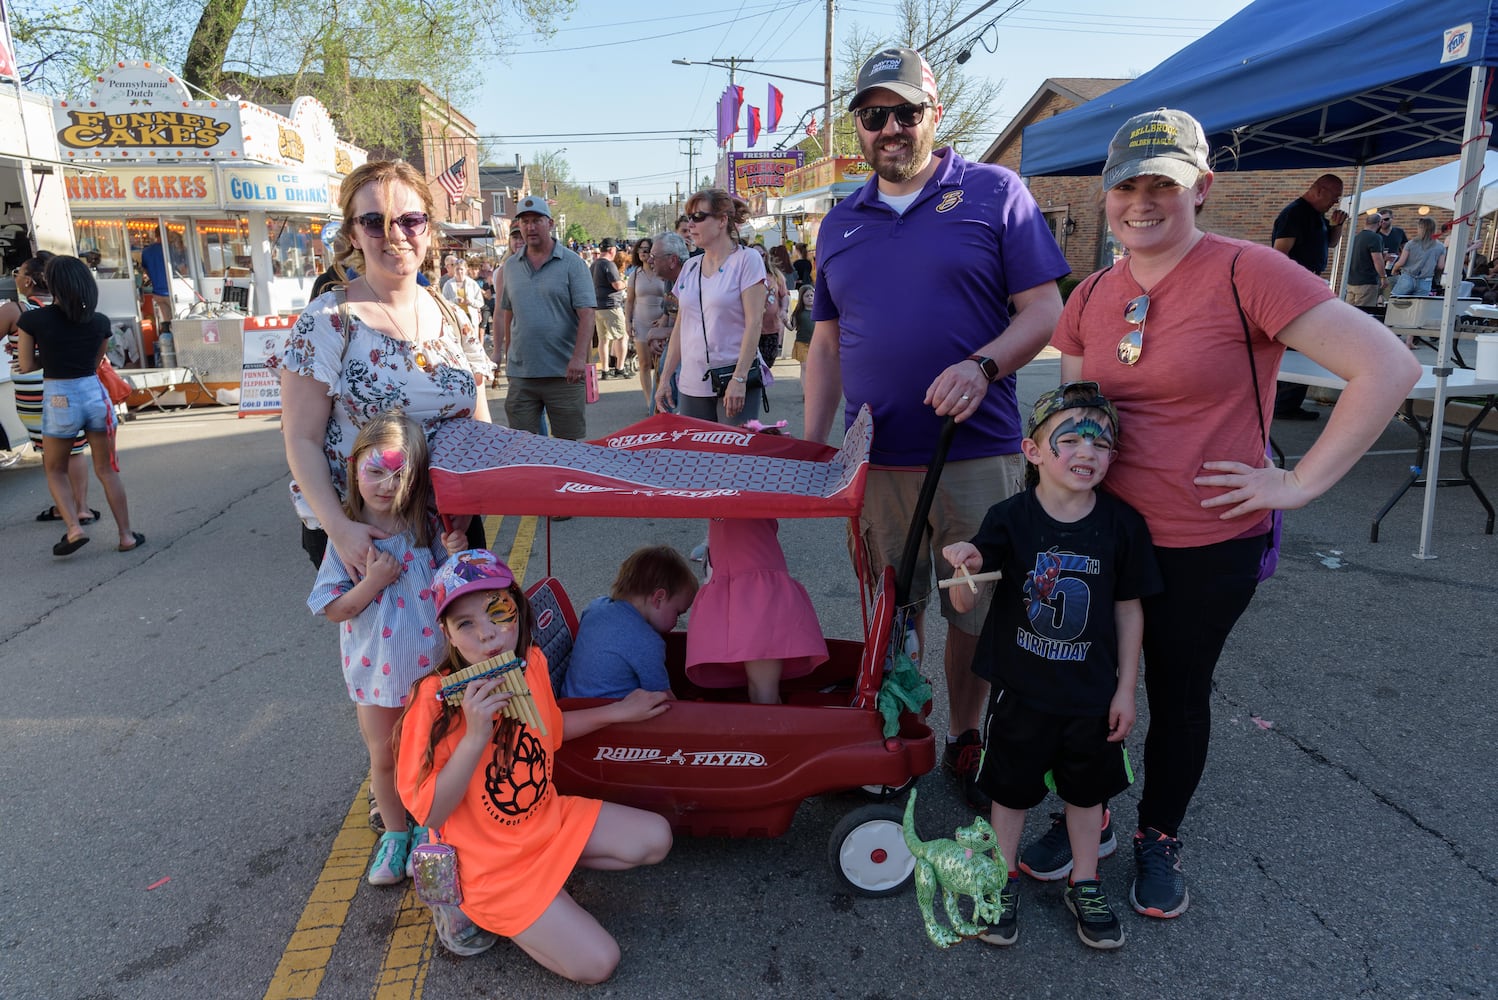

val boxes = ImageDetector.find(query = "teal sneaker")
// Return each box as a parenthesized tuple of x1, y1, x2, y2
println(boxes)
(367, 831, 411, 886)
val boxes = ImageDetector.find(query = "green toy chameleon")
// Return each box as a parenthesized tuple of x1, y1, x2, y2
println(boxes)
(902, 788, 1009, 948)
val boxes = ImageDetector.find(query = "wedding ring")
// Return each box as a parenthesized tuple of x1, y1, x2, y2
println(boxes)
(960, 394, 970, 401)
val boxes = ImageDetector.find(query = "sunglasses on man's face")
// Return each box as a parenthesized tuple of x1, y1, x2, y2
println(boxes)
(353, 212, 429, 237)
(686, 211, 717, 224)
(853, 102, 930, 132)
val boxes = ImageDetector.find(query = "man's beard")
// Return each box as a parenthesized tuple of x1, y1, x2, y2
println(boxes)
(860, 123, 935, 184)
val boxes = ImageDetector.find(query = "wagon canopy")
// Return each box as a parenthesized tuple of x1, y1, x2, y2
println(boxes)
(431, 406, 872, 519)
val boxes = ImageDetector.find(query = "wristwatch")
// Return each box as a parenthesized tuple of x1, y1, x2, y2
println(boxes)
(966, 354, 1000, 382)
(733, 375, 747, 384)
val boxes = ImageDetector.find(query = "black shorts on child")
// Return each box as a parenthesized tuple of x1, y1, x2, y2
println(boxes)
(976, 688, 1132, 811)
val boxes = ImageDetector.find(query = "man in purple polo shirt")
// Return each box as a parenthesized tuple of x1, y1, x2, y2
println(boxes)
(804, 47, 1068, 810)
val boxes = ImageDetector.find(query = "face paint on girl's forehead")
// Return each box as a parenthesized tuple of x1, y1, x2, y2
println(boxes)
(362, 448, 407, 474)
(486, 591, 518, 627)
(1048, 415, 1114, 456)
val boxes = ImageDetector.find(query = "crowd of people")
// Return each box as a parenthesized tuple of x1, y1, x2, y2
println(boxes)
(0, 37, 1424, 984)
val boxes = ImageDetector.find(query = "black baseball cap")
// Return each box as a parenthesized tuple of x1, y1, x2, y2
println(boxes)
(849, 47, 939, 111)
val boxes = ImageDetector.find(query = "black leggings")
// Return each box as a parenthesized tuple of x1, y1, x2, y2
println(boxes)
(1134, 534, 1262, 838)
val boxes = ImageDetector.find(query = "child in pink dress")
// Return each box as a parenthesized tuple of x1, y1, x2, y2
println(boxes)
(685, 423, 828, 703)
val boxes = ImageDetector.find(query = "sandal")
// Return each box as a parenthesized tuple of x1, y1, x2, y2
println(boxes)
(53, 533, 89, 556)
(79, 509, 101, 525)
(369, 788, 386, 834)
(36, 506, 62, 522)
(118, 531, 146, 552)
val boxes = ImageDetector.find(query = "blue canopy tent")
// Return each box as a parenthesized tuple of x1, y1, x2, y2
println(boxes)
(1021, 0, 1498, 558)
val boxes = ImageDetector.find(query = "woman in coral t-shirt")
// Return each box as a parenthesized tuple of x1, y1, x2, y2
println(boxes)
(397, 550, 671, 983)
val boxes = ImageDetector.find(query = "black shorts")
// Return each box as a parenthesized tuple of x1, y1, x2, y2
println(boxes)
(976, 689, 1133, 811)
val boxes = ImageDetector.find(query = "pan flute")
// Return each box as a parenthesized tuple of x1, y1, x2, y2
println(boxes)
(435, 654, 548, 735)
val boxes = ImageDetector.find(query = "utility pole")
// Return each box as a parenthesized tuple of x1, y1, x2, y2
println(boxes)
(824, 0, 835, 159)
(680, 137, 701, 203)
(719, 57, 751, 152)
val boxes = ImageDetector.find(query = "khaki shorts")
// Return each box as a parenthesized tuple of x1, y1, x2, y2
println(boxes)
(1345, 283, 1380, 308)
(595, 306, 627, 343)
(851, 453, 1026, 635)
(792, 340, 810, 363)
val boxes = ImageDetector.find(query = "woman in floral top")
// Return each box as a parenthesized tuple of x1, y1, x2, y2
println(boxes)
(279, 160, 494, 573)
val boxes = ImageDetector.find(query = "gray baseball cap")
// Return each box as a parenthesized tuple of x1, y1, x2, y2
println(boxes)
(514, 194, 551, 219)
(1102, 108, 1210, 190)
(848, 47, 938, 111)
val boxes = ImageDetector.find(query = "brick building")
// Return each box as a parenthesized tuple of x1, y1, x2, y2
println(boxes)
(478, 160, 530, 241)
(982, 79, 1456, 285)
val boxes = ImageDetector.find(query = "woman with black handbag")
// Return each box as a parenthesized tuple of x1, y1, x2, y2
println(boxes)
(653, 189, 767, 424)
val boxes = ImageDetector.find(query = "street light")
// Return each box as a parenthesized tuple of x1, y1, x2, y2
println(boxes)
(672, 58, 826, 88)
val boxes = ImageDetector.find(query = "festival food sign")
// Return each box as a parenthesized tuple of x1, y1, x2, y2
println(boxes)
(55, 61, 243, 161)
(727, 151, 805, 198)
(54, 61, 366, 175)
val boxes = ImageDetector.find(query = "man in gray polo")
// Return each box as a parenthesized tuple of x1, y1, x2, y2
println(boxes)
(497, 195, 596, 439)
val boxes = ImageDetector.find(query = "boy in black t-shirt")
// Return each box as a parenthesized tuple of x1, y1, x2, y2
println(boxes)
(943, 381, 1161, 951)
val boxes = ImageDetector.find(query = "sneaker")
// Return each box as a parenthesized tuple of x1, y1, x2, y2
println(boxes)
(1130, 827, 1189, 918)
(430, 903, 499, 957)
(1065, 879, 1125, 949)
(405, 826, 429, 878)
(1019, 808, 1117, 882)
(977, 877, 1019, 946)
(367, 831, 411, 886)
(941, 730, 991, 811)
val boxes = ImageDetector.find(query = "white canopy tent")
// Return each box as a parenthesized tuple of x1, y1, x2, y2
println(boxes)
(1344, 150, 1498, 215)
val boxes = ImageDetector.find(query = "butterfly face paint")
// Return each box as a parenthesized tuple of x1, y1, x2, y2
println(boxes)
(357, 447, 408, 490)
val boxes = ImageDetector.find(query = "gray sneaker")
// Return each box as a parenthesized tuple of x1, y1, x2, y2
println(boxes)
(430, 903, 499, 957)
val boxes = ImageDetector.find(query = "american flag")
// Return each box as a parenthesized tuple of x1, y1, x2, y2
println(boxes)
(438, 158, 466, 204)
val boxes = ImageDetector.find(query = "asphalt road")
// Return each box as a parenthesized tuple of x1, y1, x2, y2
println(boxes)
(1, 355, 1493, 999)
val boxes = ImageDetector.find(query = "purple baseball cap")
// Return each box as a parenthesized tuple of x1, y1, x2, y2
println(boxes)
(432, 549, 516, 617)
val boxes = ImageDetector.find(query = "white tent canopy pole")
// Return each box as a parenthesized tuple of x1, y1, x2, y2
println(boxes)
(1416, 65, 1489, 560)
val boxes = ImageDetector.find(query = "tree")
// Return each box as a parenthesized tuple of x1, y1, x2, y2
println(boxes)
(11, 0, 575, 154)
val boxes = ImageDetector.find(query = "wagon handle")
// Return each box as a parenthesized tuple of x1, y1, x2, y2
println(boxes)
(893, 416, 957, 608)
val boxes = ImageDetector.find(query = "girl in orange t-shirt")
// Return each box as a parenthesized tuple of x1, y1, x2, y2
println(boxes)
(396, 549, 671, 983)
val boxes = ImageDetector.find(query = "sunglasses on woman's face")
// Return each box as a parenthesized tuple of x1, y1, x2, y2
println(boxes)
(1116, 294, 1149, 366)
(353, 212, 430, 237)
(853, 102, 930, 132)
(686, 211, 717, 223)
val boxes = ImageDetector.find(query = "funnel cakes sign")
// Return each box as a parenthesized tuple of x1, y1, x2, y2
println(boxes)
(55, 61, 242, 160)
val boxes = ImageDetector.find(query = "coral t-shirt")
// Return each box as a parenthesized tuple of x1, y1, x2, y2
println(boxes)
(397, 646, 601, 936)
(1051, 234, 1334, 548)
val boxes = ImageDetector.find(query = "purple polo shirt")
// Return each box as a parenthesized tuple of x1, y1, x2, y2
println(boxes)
(813, 148, 1069, 465)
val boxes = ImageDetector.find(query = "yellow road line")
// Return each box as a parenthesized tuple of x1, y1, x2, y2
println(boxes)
(364, 514, 538, 999)
(370, 887, 436, 1000)
(262, 779, 376, 1000)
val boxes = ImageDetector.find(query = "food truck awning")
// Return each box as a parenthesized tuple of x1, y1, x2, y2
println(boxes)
(438, 222, 494, 239)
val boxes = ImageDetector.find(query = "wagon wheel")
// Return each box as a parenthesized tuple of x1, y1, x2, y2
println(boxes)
(828, 803, 915, 897)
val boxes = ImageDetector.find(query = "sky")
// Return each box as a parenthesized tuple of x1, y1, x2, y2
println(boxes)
(468, 0, 1255, 210)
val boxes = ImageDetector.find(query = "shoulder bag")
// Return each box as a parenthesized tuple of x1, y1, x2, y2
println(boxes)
(98, 356, 132, 404)
(697, 255, 768, 408)
(1227, 250, 1284, 583)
